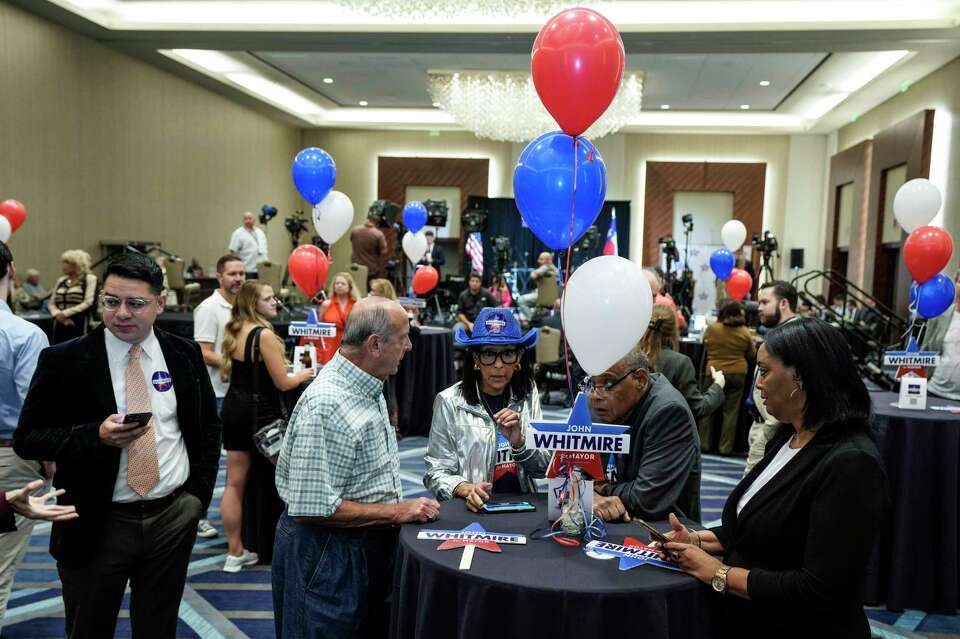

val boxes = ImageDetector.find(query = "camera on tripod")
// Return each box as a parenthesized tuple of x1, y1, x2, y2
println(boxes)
(659, 237, 680, 262)
(751, 230, 779, 257)
(492, 236, 511, 273)
(368, 200, 401, 228)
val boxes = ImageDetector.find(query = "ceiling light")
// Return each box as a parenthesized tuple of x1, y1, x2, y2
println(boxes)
(740, 104, 751, 110)
(323, 77, 334, 84)
(226, 73, 323, 115)
(432, 102, 442, 108)
(660, 104, 670, 110)
(759, 80, 771, 86)
(803, 50, 910, 120)
(167, 49, 246, 74)
(428, 70, 642, 142)
(359, 100, 369, 106)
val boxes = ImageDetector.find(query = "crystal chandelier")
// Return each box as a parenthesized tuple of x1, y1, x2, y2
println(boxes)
(428, 71, 643, 143)
(330, 1, 598, 21)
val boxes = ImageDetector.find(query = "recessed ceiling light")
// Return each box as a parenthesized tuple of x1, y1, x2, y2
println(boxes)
(432, 102, 441, 108)
(359, 100, 369, 106)
(322, 77, 333, 84)
(660, 104, 670, 110)
(740, 104, 751, 110)
(759, 80, 771, 86)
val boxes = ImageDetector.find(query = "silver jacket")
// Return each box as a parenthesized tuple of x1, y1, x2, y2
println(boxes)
(424, 382, 549, 501)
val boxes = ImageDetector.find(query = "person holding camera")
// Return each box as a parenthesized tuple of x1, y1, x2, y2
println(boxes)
(351, 213, 389, 282)
(228, 211, 269, 274)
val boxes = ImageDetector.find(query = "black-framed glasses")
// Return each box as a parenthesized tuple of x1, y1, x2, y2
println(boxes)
(100, 293, 158, 314)
(578, 367, 642, 396)
(475, 349, 521, 366)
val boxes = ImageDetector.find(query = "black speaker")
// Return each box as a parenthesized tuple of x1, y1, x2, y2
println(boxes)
(790, 248, 804, 270)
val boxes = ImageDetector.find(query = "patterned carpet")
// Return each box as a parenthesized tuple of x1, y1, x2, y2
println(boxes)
(3, 404, 958, 637)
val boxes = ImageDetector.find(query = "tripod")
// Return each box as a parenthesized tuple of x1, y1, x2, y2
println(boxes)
(759, 249, 777, 284)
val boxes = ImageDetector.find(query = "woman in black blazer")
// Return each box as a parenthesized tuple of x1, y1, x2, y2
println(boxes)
(663, 317, 887, 638)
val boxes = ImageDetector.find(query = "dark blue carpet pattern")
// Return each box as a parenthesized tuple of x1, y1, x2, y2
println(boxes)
(4, 406, 957, 637)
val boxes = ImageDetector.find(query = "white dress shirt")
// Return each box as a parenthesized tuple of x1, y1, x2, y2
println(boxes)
(104, 328, 190, 502)
(229, 226, 268, 271)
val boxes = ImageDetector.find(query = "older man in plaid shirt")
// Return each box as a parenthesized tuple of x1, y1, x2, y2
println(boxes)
(273, 297, 440, 639)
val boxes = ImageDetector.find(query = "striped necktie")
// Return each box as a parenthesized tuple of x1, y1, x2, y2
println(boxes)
(126, 344, 160, 496)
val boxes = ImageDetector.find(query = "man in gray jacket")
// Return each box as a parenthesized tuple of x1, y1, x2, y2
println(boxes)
(588, 346, 702, 523)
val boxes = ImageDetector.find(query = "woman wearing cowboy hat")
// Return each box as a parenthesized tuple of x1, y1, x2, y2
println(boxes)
(424, 308, 549, 511)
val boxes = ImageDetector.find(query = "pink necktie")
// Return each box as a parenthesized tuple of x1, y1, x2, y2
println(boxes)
(126, 344, 160, 496)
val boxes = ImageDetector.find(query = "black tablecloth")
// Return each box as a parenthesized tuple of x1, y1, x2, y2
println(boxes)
(678, 339, 705, 379)
(396, 326, 456, 437)
(391, 494, 715, 639)
(864, 390, 960, 613)
(155, 311, 297, 340)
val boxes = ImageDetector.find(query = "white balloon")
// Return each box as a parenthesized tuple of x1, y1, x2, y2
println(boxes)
(312, 191, 354, 244)
(402, 231, 427, 265)
(0, 216, 9, 243)
(562, 256, 653, 376)
(721, 219, 747, 252)
(894, 178, 942, 233)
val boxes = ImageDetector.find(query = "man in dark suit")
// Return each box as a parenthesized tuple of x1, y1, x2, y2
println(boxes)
(585, 346, 702, 523)
(14, 252, 221, 638)
(416, 230, 445, 270)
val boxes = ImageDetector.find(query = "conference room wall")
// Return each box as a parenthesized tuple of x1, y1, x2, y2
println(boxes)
(837, 56, 960, 274)
(0, 3, 301, 282)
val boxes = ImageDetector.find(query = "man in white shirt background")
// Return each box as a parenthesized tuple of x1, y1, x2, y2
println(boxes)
(922, 271, 960, 401)
(228, 211, 268, 274)
(192, 254, 245, 538)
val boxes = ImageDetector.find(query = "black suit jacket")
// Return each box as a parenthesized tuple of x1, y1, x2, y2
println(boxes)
(417, 244, 445, 268)
(711, 424, 887, 638)
(598, 374, 702, 521)
(14, 326, 222, 562)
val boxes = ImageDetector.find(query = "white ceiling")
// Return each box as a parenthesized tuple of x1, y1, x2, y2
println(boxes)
(13, 0, 960, 134)
(256, 51, 826, 110)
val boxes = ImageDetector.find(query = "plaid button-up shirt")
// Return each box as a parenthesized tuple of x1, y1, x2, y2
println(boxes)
(276, 352, 402, 518)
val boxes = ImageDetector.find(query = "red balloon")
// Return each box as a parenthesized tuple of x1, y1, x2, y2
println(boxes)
(726, 268, 753, 300)
(412, 266, 439, 295)
(531, 8, 625, 137)
(0, 200, 26, 232)
(287, 245, 329, 298)
(904, 225, 953, 284)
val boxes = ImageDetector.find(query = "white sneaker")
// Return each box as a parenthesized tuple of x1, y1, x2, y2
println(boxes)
(196, 519, 218, 538)
(223, 550, 259, 573)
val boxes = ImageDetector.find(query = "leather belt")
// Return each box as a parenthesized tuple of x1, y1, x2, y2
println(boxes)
(109, 486, 186, 515)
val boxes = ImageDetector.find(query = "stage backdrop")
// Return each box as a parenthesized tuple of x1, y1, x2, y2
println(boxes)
(467, 197, 631, 279)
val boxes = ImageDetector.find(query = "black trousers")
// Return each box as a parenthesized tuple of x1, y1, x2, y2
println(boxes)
(58, 491, 203, 638)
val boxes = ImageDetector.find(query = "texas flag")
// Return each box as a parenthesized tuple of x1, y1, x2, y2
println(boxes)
(602, 209, 618, 256)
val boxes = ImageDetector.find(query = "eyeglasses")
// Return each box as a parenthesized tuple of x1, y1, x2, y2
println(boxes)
(475, 349, 521, 366)
(578, 367, 642, 396)
(100, 294, 158, 314)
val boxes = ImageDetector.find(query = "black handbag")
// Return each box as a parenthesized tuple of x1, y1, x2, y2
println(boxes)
(248, 327, 289, 464)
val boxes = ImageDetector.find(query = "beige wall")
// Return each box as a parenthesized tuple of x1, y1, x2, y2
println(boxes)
(0, 3, 301, 283)
(838, 56, 960, 271)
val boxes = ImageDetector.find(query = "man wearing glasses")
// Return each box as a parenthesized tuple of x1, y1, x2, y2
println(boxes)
(584, 346, 702, 524)
(14, 252, 221, 638)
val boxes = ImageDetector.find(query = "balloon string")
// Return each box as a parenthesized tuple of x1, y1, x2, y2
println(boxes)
(561, 136, 579, 398)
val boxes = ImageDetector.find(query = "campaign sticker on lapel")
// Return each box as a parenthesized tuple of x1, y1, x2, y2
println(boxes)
(151, 371, 173, 392)
(585, 538, 684, 572)
(418, 522, 526, 570)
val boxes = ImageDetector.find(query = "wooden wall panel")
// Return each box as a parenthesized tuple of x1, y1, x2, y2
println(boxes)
(825, 141, 872, 289)
(643, 161, 766, 267)
(377, 157, 489, 219)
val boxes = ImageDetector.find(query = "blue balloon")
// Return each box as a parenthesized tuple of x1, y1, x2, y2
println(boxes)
(403, 201, 428, 234)
(292, 147, 336, 206)
(513, 131, 606, 250)
(710, 248, 735, 280)
(917, 272, 955, 319)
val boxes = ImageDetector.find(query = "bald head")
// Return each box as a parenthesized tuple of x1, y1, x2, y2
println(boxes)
(538, 252, 553, 266)
(243, 211, 255, 229)
(341, 297, 412, 378)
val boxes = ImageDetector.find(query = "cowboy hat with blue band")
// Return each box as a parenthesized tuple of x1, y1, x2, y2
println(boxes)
(455, 308, 539, 349)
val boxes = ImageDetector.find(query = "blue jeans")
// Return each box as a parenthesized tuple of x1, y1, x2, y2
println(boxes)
(272, 512, 367, 639)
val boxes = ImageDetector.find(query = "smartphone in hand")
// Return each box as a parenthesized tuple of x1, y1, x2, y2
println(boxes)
(121, 412, 152, 427)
